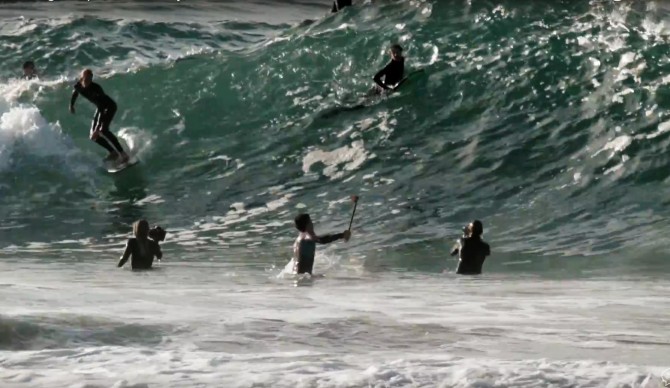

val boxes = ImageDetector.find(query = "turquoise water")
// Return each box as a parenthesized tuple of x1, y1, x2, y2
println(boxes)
(1, 1, 670, 387)
(2, 1, 669, 274)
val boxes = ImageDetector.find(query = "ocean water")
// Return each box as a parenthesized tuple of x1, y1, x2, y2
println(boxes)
(1, 0, 670, 387)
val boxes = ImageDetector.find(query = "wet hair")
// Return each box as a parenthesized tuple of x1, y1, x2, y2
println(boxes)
(471, 220, 483, 237)
(391, 44, 403, 53)
(133, 219, 150, 240)
(294, 213, 311, 232)
(81, 68, 93, 81)
(22, 61, 34, 70)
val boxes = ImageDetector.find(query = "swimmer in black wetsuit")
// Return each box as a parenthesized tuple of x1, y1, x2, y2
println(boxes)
(373, 44, 405, 92)
(332, 0, 352, 12)
(118, 220, 163, 270)
(22, 61, 37, 80)
(292, 213, 351, 275)
(70, 69, 129, 163)
(450, 220, 491, 275)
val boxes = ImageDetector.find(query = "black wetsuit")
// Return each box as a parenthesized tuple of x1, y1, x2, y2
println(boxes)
(294, 233, 345, 274)
(332, 0, 352, 12)
(118, 238, 162, 270)
(71, 81, 124, 155)
(373, 57, 405, 90)
(452, 236, 490, 275)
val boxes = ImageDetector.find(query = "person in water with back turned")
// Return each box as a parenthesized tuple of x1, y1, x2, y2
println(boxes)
(118, 220, 165, 269)
(372, 44, 405, 93)
(292, 213, 351, 275)
(70, 69, 129, 164)
(451, 220, 490, 275)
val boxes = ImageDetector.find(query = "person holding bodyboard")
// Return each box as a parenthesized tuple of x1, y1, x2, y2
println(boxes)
(69, 69, 130, 166)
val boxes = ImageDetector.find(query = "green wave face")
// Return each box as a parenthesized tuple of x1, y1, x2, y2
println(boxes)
(2, 1, 669, 274)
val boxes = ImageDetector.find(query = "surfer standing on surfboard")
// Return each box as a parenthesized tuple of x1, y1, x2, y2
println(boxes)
(372, 44, 405, 94)
(292, 213, 351, 275)
(70, 69, 129, 164)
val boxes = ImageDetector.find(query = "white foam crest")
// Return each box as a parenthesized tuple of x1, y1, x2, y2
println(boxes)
(117, 126, 153, 160)
(302, 140, 369, 180)
(0, 102, 76, 172)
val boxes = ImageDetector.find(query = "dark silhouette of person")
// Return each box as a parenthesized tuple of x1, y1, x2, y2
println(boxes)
(332, 0, 352, 12)
(451, 220, 491, 275)
(118, 220, 164, 269)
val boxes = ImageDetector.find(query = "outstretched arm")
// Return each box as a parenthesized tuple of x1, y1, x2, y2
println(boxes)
(118, 241, 131, 267)
(315, 230, 351, 244)
(315, 233, 343, 244)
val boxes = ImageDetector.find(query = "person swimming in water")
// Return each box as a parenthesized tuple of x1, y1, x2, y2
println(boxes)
(70, 69, 129, 164)
(450, 220, 491, 275)
(372, 44, 405, 93)
(332, 0, 352, 12)
(292, 213, 351, 275)
(22, 61, 37, 80)
(118, 220, 164, 270)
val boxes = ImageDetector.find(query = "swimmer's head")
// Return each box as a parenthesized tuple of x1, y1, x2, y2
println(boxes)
(80, 69, 93, 87)
(23, 61, 35, 77)
(469, 220, 484, 237)
(390, 44, 403, 59)
(294, 213, 313, 233)
(133, 219, 150, 240)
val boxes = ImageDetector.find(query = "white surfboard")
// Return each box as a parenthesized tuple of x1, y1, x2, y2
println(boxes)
(104, 155, 140, 173)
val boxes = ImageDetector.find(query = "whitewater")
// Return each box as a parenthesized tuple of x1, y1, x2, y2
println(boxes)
(1, 0, 670, 387)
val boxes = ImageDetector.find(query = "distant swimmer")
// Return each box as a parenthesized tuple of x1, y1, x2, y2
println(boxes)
(292, 213, 351, 275)
(22, 61, 37, 80)
(451, 220, 490, 275)
(69, 69, 129, 164)
(372, 44, 405, 93)
(118, 220, 166, 270)
(332, 0, 352, 12)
